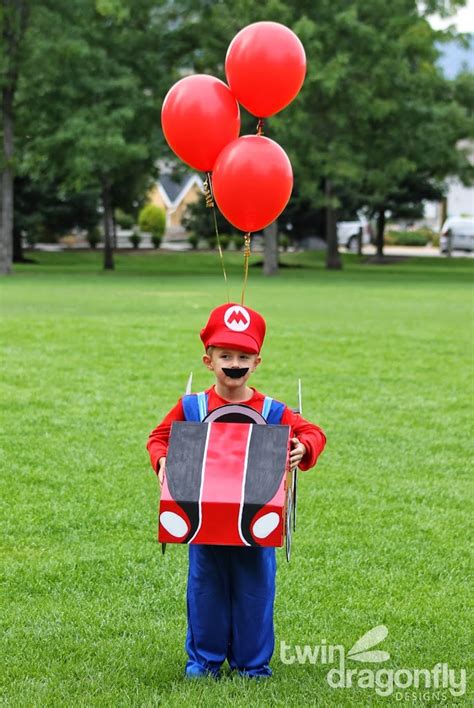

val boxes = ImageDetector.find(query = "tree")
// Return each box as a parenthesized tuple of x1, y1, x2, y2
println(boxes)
(14, 0, 199, 270)
(13, 175, 99, 259)
(383, 174, 446, 221)
(270, 6, 369, 270)
(182, 197, 239, 242)
(15, 2, 150, 269)
(7, 0, 469, 275)
(280, 2, 468, 264)
(189, 0, 473, 269)
(0, 0, 30, 274)
(348, 4, 472, 258)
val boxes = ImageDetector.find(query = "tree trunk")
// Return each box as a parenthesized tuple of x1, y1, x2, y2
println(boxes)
(357, 226, 363, 257)
(325, 179, 342, 270)
(376, 208, 386, 258)
(0, 1, 30, 275)
(101, 178, 115, 270)
(1, 85, 14, 274)
(263, 220, 279, 276)
(440, 197, 447, 231)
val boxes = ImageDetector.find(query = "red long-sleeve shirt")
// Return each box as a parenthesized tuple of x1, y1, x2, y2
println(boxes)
(146, 386, 326, 474)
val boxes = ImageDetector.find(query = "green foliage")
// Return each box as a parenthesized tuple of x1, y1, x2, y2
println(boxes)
(96, 0, 130, 22)
(431, 230, 441, 247)
(151, 233, 162, 249)
(416, 226, 437, 242)
(385, 229, 433, 246)
(17, 1, 157, 189)
(138, 204, 165, 238)
(87, 227, 101, 249)
(218, 234, 231, 250)
(232, 234, 243, 251)
(187, 233, 199, 250)
(114, 209, 135, 230)
(193, 0, 473, 242)
(205, 233, 218, 250)
(10, 0, 201, 269)
(4, 0, 472, 271)
(204, 233, 232, 250)
(13, 176, 99, 244)
(24, 231, 37, 249)
(129, 230, 141, 249)
(279, 233, 290, 251)
(182, 200, 237, 240)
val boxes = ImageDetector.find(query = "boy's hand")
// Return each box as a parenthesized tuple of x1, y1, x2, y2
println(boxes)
(290, 437, 306, 469)
(158, 457, 166, 488)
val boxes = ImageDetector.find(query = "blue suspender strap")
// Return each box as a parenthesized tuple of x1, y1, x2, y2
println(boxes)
(267, 399, 286, 424)
(182, 394, 200, 422)
(182, 393, 208, 422)
(263, 396, 287, 423)
(262, 396, 273, 421)
(197, 392, 208, 422)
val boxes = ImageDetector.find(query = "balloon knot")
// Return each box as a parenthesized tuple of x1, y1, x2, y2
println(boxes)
(203, 175, 214, 208)
(243, 232, 251, 257)
(256, 119, 264, 136)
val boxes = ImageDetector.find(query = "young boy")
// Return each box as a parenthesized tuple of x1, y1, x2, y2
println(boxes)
(147, 303, 326, 678)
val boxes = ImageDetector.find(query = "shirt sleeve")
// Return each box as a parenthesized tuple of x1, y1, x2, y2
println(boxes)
(280, 407, 327, 471)
(146, 398, 185, 474)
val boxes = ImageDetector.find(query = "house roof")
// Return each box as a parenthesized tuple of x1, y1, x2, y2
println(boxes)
(159, 173, 202, 208)
(160, 174, 190, 203)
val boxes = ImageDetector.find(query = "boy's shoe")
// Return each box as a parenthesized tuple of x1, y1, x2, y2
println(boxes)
(185, 663, 221, 680)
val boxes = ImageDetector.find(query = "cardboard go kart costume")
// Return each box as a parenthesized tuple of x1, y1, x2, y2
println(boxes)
(158, 303, 298, 561)
(147, 302, 326, 678)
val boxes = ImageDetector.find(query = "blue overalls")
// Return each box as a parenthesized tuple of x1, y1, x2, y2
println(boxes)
(182, 393, 285, 678)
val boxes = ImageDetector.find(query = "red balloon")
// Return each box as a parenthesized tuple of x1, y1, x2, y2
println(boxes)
(161, 75, 240, 172)
(225, 22, 306, 118)
(212, 135, 293, 233)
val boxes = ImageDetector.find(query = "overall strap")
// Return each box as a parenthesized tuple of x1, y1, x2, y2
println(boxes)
(262, 396, 273, 420)
(263, 396, 286, 425)
(197, 392, 208, 422)
(182, 393, 208, 422)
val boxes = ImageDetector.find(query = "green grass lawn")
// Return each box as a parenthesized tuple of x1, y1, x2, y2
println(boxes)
(1, 250, 472, 706)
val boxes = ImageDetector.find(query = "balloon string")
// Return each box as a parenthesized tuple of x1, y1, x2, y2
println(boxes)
(241, 233, 251, 305)
(204, 172, 229, 301)
(256, 119, 264, 136)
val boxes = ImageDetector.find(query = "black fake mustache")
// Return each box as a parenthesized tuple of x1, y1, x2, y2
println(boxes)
(222, 367, 249, 379)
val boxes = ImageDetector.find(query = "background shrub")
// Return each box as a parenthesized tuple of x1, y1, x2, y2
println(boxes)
(138, 204, 166, 239)
(87, 227, 101, 249)
(279, 233, 290, 251)
(115, 209, 135, 230)
(151, 234, 162, 249)
(129, 230, 141, 249)
(188, 233, 199, 250)
(385, 229, 433, 246)
(218, 234, 231, 250)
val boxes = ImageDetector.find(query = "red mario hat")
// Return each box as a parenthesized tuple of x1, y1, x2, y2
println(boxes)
(200, 303, 266, 354)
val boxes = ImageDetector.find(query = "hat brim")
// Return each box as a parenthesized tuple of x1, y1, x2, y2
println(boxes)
(206, 331, 260, 354)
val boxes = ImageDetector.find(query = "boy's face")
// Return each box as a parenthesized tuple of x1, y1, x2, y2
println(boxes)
(203, 347, 261, 389)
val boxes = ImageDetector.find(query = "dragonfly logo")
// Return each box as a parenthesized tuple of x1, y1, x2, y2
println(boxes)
(280, 625, 466, 698)
(345, 624, 390, 663)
